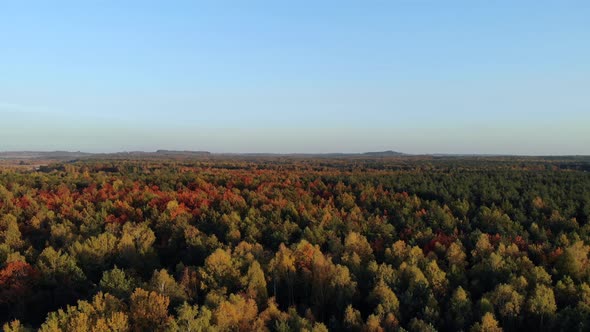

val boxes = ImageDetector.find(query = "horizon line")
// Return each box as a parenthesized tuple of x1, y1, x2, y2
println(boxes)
(1, 149, 589, 158)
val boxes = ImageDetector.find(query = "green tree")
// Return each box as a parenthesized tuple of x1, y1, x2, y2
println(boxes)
(36, 247, 86, 286)
(147, 269, 187, 306)
(173, 302, 214, 332)
(99, 267, 137, 299)
(70, 233, 118, 280)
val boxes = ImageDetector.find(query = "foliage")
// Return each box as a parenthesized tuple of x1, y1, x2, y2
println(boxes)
(0, 156, 589, 330)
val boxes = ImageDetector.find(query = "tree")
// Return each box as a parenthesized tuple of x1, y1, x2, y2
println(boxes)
(269, 244, 296, 306)
(556, 241, 589, 281)
(475, 207, 519, 236)
(0, 214, 24, 250)
(446, 241, 467, 267)
(257, 298, 289, 331)
(364, 314, 383, 332)
(38, 292, 129, 332)
(245, 260, 268, 307)
(2, 320, 32, 332)
(213, 294, 262, 331)
(174, 302, 214, 332)
(36, 247, 87, 312)
(488, 284, 523, 326)
(129, 288, 172, 332)
(117, 223, 158, 273)
(178, 265, 201, 302)
(424, 260, 447, 296)
(147, 269, 187, 306)
(70, 232, 118, 280)
(0, 261, 38, 305)
(526, 285, 556, 328)
(472, 234, 493, 261)
(36, 247, 85, 286)
(369, 279, 399, 318)
(99, 267, 136, 299)
(343, 305, 362, 332)
(470, 312, 502, 332)
(448, 286, 472, 331)
(446, 241, 467, 285)
(408, 318, 437, 332)
(302, 245, 356, 320)
(342, 232, 374, 274)
(202, 248, 240, 291)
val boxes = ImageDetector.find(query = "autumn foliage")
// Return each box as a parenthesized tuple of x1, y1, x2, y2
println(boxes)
(0, 157, 589, 331)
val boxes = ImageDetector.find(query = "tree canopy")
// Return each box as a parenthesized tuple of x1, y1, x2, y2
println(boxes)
(1, 156, 590, 331)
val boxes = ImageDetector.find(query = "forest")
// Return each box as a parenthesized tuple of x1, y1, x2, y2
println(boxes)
(1, 156, 590, 331)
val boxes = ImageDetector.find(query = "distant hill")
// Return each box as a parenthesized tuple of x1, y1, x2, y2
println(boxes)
(0, 150, 405, 160)
(1, 150, 589, 165)
(155, 150, 211, 156)
(0, 151, 92, 160)
(221, 150, 407, 158)
(362, 150, 406, 157)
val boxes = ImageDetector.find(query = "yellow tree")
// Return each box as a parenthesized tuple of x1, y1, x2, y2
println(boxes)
(268, 244, 296, 305)
(470, 312, 502, 332)
(39, 292, 129, 332)
(213, 294, 262, 331)
(129, 288, 172, 332)
(245, 260, 268, 307)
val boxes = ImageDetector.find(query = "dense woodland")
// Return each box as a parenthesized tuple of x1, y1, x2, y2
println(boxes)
(1, 156, 590, 331)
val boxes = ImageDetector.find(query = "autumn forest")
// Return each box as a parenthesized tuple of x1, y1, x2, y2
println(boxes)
(1, 156, 590, 332)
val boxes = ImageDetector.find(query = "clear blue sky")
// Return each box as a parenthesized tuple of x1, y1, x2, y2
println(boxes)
(1, 1, 588, 154)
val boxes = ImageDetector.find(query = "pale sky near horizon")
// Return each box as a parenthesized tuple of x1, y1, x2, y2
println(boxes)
(1, 1, 589, 154)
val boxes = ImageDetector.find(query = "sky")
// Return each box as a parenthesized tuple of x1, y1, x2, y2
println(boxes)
(0, 1, 589, 155)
